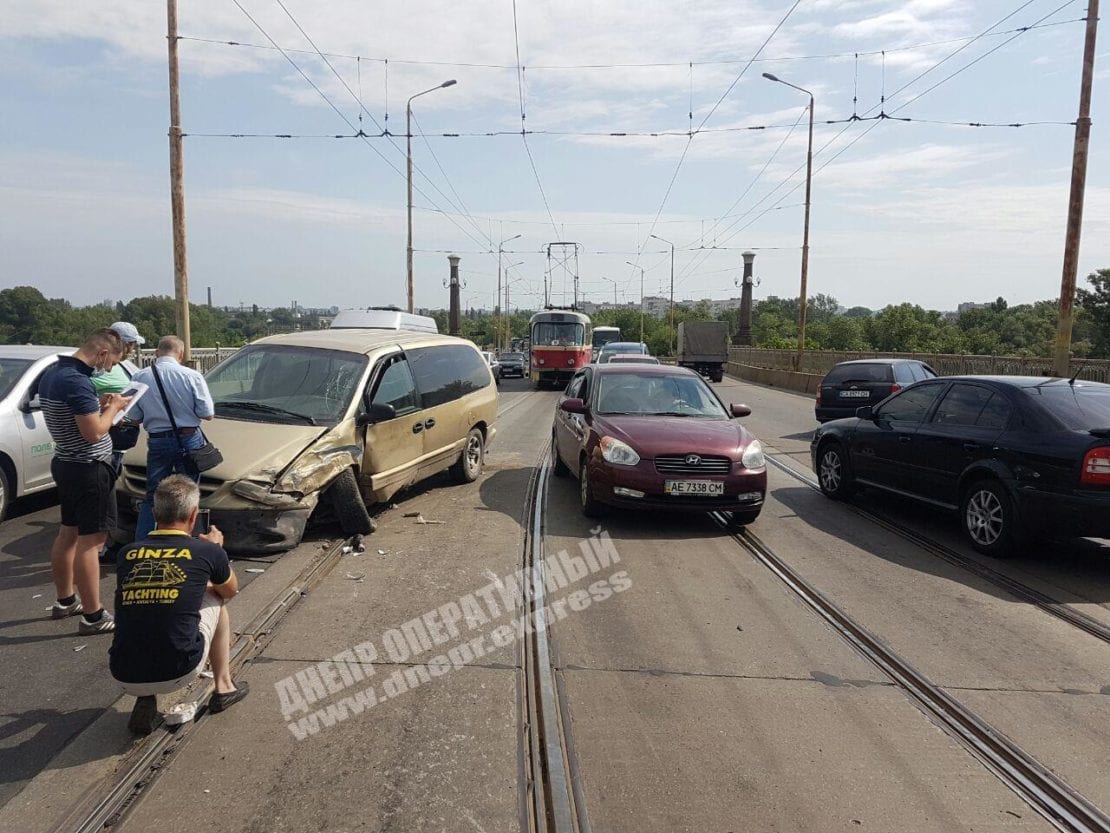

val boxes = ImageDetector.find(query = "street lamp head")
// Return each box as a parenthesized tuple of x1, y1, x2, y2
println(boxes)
(762, 72, 780, 82)
(441, 79, 458, 88)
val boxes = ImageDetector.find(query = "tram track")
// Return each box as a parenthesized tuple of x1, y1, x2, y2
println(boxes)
(519, 451, 590, 833)
(764, 450, 1110, 647)
(713, 516, 1110, 833)
(54, 535, 350, 833)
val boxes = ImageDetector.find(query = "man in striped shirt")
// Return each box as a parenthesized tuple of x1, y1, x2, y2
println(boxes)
(39, 329, 132, 635)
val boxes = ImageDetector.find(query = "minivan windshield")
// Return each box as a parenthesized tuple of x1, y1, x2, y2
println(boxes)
(206, 345, 368, 426)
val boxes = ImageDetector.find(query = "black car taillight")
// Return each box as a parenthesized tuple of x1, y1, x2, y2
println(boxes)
(890, 383, 902, 395)
(1081, 447, 1110, 486)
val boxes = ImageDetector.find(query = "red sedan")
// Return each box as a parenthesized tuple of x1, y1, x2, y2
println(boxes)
(552, 364, 766, 526)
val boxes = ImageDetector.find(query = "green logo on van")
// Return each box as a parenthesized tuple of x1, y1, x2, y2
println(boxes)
(31, 442, 54, 458)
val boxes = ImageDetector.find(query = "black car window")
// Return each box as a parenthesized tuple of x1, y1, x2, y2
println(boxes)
(408, 345, 491, 408)
(825, 363, 891, 384)
(565, 373, 585, 399)
(893, 364, 915, 385)
(1024, 384, 1110, 429)
(931, 383, 996, 427)
(976, 393, 1012, 429)
(907, 363, 931, 382)
(876, 382, 944, 423)
(370, 357, 420, 416)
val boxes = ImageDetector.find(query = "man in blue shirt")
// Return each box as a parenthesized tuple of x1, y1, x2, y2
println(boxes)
(39, 329, 131, 634)
(129, 336, 215, 539)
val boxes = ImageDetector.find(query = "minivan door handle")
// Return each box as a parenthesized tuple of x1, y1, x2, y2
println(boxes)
(424, 418, 436, 429)
(412, 422, 424, 434)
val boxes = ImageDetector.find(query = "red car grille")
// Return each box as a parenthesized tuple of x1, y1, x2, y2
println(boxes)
(654, 455, 732, 475)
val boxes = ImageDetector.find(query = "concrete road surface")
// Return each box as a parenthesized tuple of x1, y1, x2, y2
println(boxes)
(4, 375, 1107, 832)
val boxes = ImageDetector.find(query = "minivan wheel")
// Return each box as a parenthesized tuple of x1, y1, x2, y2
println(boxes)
(579, 460, 604, 518)
(817, 442, 853, 500)
(328, 468, 375, 536)
(452, 428, 484, 483)
(961, 479, 1016, 557)
(551, 434, 569, 477)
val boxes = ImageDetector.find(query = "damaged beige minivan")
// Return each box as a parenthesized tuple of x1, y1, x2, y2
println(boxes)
(115, 311, 498, 554)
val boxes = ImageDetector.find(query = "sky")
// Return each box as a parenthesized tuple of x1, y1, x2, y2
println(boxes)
(1, 0, 1107, 314)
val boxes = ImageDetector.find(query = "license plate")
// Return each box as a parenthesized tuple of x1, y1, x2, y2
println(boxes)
(839, 390, 870, 398)
(665, 480, 724, 496)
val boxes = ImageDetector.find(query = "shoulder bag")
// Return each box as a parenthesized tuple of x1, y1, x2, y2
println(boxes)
(150, 362, 224, 474)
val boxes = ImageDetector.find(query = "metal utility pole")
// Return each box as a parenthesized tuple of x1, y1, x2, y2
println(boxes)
(406, 79, 457, 313)
(626, 261, 646, 344)
(167, 0, 190, 362)
(498, 233, 522, 350)
(1053, 0, 1100, 378)
(448, 255, 461, 335)
(601, 276, 618, 305)
(763, 72, 814, 370)
(650, 234, 675, 355)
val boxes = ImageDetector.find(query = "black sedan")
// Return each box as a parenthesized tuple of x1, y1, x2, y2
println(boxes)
(816, 359, 936, 423)
(499, 352, 527, 378)
(810, 376, 1110, 556)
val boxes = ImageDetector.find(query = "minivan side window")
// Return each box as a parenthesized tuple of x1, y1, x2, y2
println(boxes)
(370, 357, 420, 416)
(876, 382, 945, 423)
(408, 345, 491, 408)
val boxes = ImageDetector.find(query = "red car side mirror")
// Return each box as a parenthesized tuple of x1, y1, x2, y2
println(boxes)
(730, 403, 751, 418)
(560, 398, 588, 415)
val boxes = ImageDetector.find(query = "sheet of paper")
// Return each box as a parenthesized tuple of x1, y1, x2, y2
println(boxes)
(112, 381, 149, 425)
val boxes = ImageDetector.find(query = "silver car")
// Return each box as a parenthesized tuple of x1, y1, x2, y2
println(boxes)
(0, 346, 72, 521)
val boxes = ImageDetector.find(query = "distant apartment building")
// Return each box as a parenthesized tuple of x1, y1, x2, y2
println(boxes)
(957, 301, 992, 314)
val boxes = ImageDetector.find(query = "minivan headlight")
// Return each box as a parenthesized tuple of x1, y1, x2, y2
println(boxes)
(741, 439, 765, 470)
(600, 436, 640, 466)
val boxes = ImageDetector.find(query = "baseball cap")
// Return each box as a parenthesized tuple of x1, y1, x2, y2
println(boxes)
(110, 321, 146, 345)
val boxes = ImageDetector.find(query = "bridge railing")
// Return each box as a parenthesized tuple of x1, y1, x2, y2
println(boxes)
(136, 347, 236, 374)
(727, 347, 1110, 383)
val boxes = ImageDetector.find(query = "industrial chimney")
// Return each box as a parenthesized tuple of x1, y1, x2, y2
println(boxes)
(736, 251, 756, 345)
(448, 255, 461, 335)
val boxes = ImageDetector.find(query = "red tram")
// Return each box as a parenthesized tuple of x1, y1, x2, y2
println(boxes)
(529, 309, 592, 389)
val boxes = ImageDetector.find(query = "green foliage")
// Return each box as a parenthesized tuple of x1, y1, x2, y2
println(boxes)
(3, 275, 1108, 359)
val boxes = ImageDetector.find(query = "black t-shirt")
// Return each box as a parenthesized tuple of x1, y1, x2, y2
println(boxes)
(109, 530, 232, 684)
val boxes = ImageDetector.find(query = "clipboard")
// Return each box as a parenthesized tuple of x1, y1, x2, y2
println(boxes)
(112, 381, 149, 425)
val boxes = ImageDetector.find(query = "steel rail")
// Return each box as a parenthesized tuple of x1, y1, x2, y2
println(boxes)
(715, 517, 1110, 833)
(520, 450, 588, 833)
(59, 536, 351, 833)
(765, 451, 1110, 646)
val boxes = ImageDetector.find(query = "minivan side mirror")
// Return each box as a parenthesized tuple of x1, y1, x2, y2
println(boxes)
(730, 403, 751, 418)
(855, 405, 874, 420)
(357, 402, 397, 426)
(560, 398, 588, 415)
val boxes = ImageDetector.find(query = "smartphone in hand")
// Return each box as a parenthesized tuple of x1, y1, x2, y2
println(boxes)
(193, 509, 211, 536)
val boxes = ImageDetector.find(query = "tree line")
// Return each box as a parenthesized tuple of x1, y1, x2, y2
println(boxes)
(3, 269, 1108, 358)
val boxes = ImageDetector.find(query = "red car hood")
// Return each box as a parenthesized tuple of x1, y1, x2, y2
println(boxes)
(592, 415, 753, 459)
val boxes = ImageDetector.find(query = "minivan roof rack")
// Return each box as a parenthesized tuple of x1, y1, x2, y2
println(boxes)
(330, 309, 439, 333)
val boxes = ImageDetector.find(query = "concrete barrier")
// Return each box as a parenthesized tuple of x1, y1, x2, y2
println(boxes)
(726, 362, 822, 395)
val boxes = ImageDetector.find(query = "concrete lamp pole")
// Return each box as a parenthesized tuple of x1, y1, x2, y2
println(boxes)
(498, 234, 522, 351)
(601, 277, 618, 305)
(650, 234, 675, 356)
(407, 79, 457, 313)
(763, 72, 814, 371)
(626, 261, 646, 345)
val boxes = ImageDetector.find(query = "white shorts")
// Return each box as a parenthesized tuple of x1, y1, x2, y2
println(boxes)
(118, 590, 223, 697)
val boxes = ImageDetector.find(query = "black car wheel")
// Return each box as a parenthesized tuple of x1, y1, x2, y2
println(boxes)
(817, 441, 854, 500)
(579, 459, 604, 518)
(552, 433, 569, 477)
(961, 479, 1016, 557)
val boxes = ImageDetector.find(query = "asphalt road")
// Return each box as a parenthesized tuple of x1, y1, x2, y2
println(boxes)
(4, 375, 1108, 831)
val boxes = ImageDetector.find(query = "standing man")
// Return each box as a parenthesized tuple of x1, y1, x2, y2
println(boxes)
(91, 321, 145, 398)
(40, 328, 131, 634)
(129, 336, 214, 540)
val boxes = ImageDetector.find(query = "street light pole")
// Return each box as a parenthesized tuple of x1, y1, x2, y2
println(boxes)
(650, 234, 675, 356)
(1053, 0, 1100, 377)
(600, 277, 617, 305)
(498, 233, 522, 351)
(763, 72, 814, 370)
(626, 261, 646, 345)
(406, 79, 457, 313)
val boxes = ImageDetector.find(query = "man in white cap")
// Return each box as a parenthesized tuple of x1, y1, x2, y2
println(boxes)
(91, 321, 145, 397)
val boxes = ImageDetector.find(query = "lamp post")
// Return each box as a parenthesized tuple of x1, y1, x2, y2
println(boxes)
(650, 233, 676, 356)
(763, 71, 813, 370)
(600, 276, 618, 305)
(498, 234, 522, 351)
(407, 79, 457, 313)
(626, 261, 646, 345)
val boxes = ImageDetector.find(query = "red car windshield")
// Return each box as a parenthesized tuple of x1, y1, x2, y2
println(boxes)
(596, 373, 727, 418)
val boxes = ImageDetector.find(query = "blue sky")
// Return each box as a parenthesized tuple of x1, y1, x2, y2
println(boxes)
(1, 0, 1107, 313)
